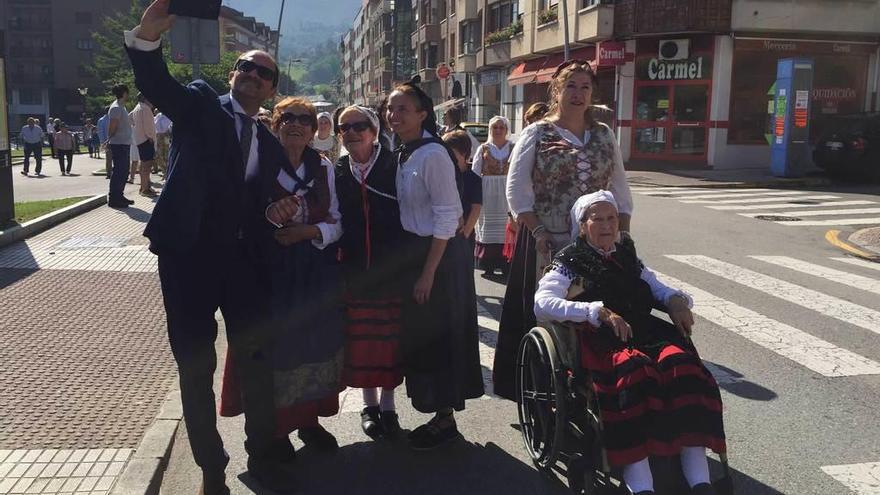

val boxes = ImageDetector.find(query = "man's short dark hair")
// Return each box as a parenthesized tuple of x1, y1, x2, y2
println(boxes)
(112, 84, 129, 99)
(445, 106, 462, 125)
(442, 129, 472, 159)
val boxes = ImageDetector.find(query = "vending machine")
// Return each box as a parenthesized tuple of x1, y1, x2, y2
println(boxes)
(770, 58, 814, 178)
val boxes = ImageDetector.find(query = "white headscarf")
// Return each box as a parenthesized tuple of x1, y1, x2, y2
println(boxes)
(341, 105, 381, 145)
(488, 115, 510, 132)
(317, 112, 333, 125)
(570, 190, 618, 240)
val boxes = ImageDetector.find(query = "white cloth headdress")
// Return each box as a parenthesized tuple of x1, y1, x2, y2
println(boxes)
(341, 105, 381, 144)
(317, 112, 333, 124)
(488, 115, 510, 131)
(570, 190, 618, 240)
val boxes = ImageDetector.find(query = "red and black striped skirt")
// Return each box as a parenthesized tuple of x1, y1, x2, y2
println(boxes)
(342, 296, 404, 389)
(579, 317, 727, 467)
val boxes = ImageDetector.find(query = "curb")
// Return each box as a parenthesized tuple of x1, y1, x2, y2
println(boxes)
(110, 390, 183, 495)
(825, 229, 880, 262)
(0, 194, 107, 249)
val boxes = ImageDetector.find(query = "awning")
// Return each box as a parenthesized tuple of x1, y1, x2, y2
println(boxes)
(433, 97, 466, 113)
(507, 58, 545, 86)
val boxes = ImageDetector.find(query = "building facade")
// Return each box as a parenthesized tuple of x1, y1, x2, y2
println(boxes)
(218, 6, 279, 56)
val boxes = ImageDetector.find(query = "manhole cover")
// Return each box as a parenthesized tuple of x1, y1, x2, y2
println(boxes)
(56, 236, 129, 249)
(787, 200, 820, 205)
(754, 215, 802, 222)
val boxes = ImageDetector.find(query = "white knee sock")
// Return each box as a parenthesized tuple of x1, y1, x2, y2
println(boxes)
(623, 458, 654, 493)
(680, 446, 711, 487)
(362, 388, 379, 407)
(379, 387, 396, 411)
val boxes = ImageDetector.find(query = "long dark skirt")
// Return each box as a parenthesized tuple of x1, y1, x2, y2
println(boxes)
(399, 232, 484, 413)
(220, 240, 345, 435)
(342, 295, 404, 388)
(475, 242, 508, 273)
(580, 316, 726, 467)
(492, 226, 539, 400)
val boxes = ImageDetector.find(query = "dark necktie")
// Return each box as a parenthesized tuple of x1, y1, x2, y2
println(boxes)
(237, 113, 253, 176)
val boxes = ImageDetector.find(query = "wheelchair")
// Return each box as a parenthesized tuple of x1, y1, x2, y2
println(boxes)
(515, 322, 735, 495)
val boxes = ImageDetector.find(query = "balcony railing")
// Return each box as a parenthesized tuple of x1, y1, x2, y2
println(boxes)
(614, 0, 731, 37)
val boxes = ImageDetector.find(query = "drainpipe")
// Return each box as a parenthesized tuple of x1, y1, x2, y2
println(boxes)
(561, 0, 570, 61)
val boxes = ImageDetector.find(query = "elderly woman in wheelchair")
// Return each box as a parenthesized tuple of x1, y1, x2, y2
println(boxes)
(522, 190, 727, 495)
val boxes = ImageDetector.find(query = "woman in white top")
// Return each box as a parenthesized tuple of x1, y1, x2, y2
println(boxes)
(492, 60, 634, 401)
(311, 111, 340, 163)
(386, 82, 484, 450)
(220, 97, 345, 458)
(471, 115, 513, 276)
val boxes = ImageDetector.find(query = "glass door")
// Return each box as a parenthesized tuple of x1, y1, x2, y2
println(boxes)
(633, 85, 670, 156)
(671, 84, 709, 156)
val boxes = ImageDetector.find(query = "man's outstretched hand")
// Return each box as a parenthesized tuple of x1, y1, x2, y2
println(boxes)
(137, 0, 176, 42)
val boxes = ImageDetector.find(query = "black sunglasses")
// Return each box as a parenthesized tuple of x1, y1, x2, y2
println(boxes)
(234, 59, 278, 85)
(338, 121, 372, 133)
(551, 59, 594, 80)
(279, 112, 316, 126)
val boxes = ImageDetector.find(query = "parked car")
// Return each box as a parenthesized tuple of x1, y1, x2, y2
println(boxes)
(461, 122, 489, 144)
(813, 112, 880, 180)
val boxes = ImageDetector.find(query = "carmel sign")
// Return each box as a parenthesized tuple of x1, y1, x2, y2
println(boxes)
(598, 41, 626, 67)
(647, 57, 706, 81)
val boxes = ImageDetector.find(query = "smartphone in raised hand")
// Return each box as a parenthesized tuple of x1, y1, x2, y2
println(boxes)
(168, 0, 221, 19)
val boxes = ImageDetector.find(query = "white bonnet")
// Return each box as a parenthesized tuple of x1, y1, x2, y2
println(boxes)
(570, 190, 618, 239)
(488, 115, 510, 131)
(340, 105, 382, 144)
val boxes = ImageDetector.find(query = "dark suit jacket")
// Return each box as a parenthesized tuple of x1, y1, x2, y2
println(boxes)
(126, 44, 289, 257)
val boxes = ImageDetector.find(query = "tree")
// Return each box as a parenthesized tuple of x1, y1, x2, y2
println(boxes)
(89, 0, 150, 111)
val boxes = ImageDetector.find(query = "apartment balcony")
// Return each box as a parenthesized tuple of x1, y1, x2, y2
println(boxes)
(482, 40, 511, 68)
(411, 23, 441, 50)
(510, 32, 529, 60)
(534, 13, 564, 54)
(455, 0, 479, 21)
(457, 52, 477, 73)
(614, 0, 731, 38)
(574, 3, 614, 43)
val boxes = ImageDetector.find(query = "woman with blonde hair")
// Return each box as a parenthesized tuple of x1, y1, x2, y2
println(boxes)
(492, 60, 634, 400)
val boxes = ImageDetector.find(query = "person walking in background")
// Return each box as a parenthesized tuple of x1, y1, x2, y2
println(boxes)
(154, 110, 172, 177)
(53, 123, 75, 176)
(130, 93, 158, 197)
(106, 84, 134, 208)
(97, 108, 112, 179)
(46, 118, 56, 158)
(20, 118, 44, 177)
(83, 119, 97, 158)
(471, 116, 513, 277)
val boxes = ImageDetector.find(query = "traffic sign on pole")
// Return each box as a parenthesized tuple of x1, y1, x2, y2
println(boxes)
(437, 64, 451, 80)
(169, 18, 220, 65)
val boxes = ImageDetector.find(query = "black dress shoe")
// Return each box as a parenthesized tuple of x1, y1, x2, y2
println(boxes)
(408, 418, 461, 450)
(123, 196, 135, 205)
(268, 436, 297, 464)
(361, 406, 384, 438)
(297, 425, 338, 451)
(108, 200, 129, 208)
(199, 472, 230, 495)
(691, 483, 715, 495)
(247, 457, 297, 494)
(380, 410, 401, 438)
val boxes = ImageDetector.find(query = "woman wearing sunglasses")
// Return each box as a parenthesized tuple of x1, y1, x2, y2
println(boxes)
(492, 60, 635, 401)
(219, 97, 345, 459)
(332, 105, 409, 440)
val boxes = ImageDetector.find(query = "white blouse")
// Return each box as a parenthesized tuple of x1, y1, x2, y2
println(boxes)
(506, 121, 633, 218)
(396, 131, 463, 240)
(312, 134, 337, 153)
(533, 260, 693, 326)
(471, 141, 513, 176)
(276, 156, 342, 250)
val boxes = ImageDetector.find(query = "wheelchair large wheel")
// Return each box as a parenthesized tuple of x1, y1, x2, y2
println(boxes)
(515, 326, 568, 470)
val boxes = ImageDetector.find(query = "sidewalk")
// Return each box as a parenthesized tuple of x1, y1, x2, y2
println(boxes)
(626, 167, 831, 189)
(11, 155, 132, 203)
(0, 195, 176, 495)
(850, 227, 880, 256)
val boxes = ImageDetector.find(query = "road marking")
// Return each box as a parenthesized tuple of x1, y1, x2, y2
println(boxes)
(477, 305, 499, 397)
(666, 255, 880, 337)
(821, 462, 880, 494)
(654, 270, 880, 377)
(832, 257, 880, 272)
(630, 187, 717, 193)
(777, 217, 880, 226)
(826, 230, 880, 261)
(751, 256, 880, 296)
(661, 191, 809, 200)
(636, 188, 773, 196)
(681, 195, 840, 205)
(740, 208, 880, 218)
(708, 200, 876, 211)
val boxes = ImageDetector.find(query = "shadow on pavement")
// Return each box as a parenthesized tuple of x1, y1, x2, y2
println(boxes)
(0, 267, 38, 291)
(118, 206, 152, 223)
(705, 361, 778, 402)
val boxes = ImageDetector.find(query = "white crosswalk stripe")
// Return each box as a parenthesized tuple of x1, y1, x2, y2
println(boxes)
(776, 217, 880, 226)
(681, 194, 840, 205)
(663, 191, 810, 200)
(751, 256, 880, 295)
(708, 200, 876, 211)
(667, 255, 880, 337)
(821, 462, 880, 494)
(653, 270, 880, 377)
(832, 257, 880, 272)
(635, 188, 774, 196)
(740, 208, 880, 218)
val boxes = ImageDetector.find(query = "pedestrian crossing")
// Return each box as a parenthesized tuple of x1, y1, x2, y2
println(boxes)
(630, 186, 879, 229)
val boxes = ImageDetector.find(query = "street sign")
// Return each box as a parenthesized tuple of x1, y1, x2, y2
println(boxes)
(169, 17, 220, 65)
(437, 64, 451, 80)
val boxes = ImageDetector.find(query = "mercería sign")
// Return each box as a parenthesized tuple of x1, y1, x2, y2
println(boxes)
(647, 57, 706, 81)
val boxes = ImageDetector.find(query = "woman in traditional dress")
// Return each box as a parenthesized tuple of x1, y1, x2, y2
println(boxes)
(333, 105, 407, 439)
(492, 60, 634, 400)
(220, 97, 345, 456)
(471, 116, 513, 277)
(312, 111, 340, 163)
(534, 190, 725, 495)
(386, 82, 484, 450)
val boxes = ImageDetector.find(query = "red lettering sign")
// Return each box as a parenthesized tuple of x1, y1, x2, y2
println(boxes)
(598, 41, 627, 67)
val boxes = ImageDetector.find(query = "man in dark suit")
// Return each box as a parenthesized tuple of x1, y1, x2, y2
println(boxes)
(124, 1, 298, 493)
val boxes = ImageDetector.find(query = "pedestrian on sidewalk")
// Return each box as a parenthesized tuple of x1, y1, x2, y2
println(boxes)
(20, 118, 44, 177)
(131, 93, 158, 197)
(220, 97, 345, 457)
(492, 60, 634, 401)
(106, 84, 134, 207)
(126, 0, 298, 492)
(386, 82, 484, 450)
(53, 123, 75, 176)
(46, 118, 56, 158)
(83, 119, 97, 158)
(335, 105, 408, 440)
(153, 110, 172, 176)
(97, 108, 111, 178)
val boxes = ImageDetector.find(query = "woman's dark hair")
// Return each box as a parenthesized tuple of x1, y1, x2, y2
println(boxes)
(524, 102, 550, 125)
(112, 84, 129, 99)
(445, 106, 462, 126)
(390, 82, 438, 136)
(442, 130, 472, 159)
(331, 106, 345, 135)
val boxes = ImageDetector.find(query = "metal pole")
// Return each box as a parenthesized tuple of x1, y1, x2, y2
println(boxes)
(190, 18, 201, 79)
(275, 0, 286, 62)
(561, 0, 571, 61)
(286, 58, 293, 94)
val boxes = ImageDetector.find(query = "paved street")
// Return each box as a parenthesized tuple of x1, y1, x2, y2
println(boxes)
(2, 179, 880, 494)
(11, 155, 158, 203)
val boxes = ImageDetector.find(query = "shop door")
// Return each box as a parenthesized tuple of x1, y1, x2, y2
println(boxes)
(633, 83, 709, 160)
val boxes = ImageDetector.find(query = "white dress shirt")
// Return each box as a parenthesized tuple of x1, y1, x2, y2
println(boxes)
(506, 122, 633, 218)
(130, 102, 157, 146)
(276, 156, 342, 250)
(534, 260, 693, 326)
(396, 131, 463, 240)
(154, 113, 172, 134)
(471, 140, 512, 176)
